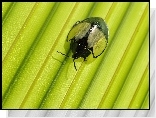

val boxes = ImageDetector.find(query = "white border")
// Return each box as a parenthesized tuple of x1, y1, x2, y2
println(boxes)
(151, 0, 156, 8)
(0, 110, 7, 118)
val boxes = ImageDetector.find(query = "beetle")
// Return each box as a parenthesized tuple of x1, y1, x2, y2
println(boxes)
(58, 17, 109, 71)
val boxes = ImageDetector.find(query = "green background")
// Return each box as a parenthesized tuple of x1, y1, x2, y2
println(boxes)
(2, 2, 149, 109)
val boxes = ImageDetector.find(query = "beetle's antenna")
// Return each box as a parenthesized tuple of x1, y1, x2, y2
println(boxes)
(57, 51, 77, 71)
(73, 59, 77, 71)
(57, 51, 70, 57)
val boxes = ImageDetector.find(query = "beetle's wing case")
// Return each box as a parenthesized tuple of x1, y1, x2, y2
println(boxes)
(85, 17, 109, 58)
(67, 22, 91, 42)
(87, 27, 108, 57)
(92, 33, 108, 58)
(84, 17, 109, 40)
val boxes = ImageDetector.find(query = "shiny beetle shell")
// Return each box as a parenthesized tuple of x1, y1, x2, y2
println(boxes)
(67, 17, 109, 61)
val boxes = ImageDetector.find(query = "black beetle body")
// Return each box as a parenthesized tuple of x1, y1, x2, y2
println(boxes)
(58, 17, 109, 70)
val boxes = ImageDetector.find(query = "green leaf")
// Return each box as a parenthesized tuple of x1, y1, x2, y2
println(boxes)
(2, 2, 149, 109)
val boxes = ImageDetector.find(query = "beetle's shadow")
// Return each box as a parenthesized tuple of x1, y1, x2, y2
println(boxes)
(64, 39, 70, 53)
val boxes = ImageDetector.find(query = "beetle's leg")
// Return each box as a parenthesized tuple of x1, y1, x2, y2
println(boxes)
(88, 48, 97, 58)
(84, 58, 87, 61)
(57, 51, 69, 57)
(73, 59, 77, 71)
